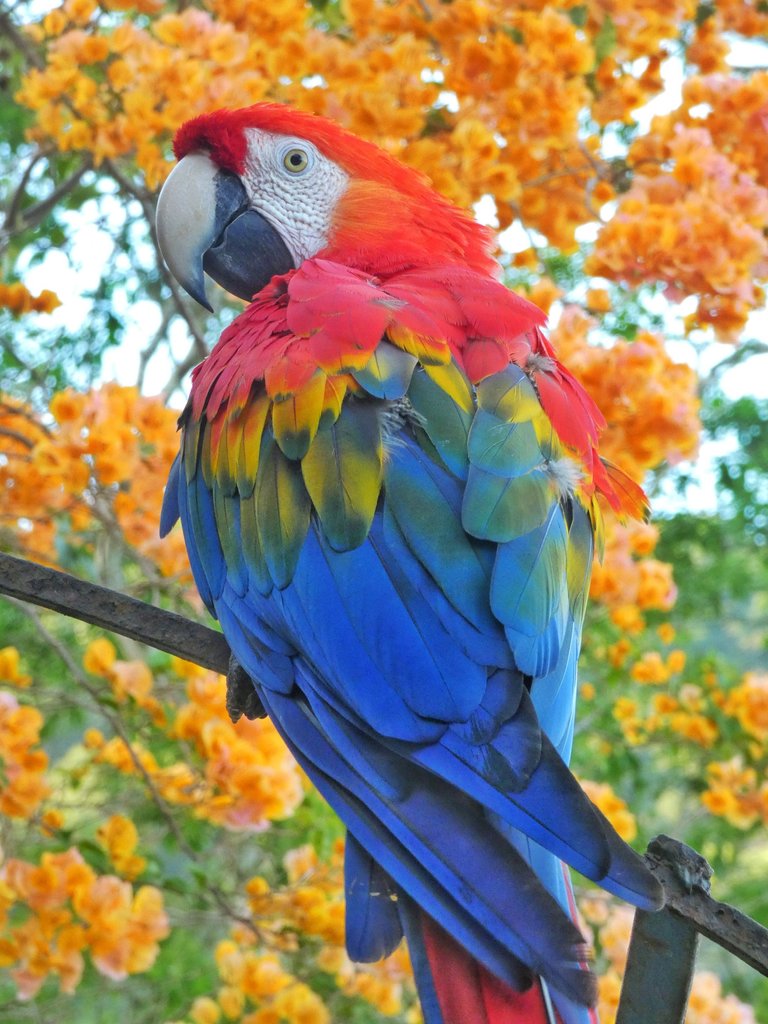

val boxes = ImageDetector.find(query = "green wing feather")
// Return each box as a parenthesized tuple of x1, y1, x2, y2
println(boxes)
(301, 400, 384, 551)
(255, 431, 312, 588)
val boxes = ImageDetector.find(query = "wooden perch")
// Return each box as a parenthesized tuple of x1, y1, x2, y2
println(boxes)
(0, 551, 230, 674)
(616, 835, 768, 1024)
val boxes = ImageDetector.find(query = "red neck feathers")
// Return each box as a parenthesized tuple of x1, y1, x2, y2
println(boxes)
(327, 178, 497, 276)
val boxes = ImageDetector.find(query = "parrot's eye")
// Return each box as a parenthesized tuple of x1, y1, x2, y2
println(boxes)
(282, 147, 310, 174)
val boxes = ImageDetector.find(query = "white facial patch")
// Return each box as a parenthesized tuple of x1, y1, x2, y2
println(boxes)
(241, 129, 349, 265)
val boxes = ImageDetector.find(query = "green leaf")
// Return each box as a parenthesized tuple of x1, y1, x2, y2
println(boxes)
(593, 15, 617, 64)
(503, 25, 524, 44)
(695, 2, 716, 25)
(568, 5, 588, 28)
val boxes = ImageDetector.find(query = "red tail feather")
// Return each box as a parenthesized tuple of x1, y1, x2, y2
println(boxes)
(421, 915, 561, 1024)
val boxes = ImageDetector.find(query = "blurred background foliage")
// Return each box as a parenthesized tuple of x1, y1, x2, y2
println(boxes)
(0, 0, 767, 1021)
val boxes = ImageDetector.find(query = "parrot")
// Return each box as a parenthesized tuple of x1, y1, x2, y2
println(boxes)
(155, 103, 663, 1024)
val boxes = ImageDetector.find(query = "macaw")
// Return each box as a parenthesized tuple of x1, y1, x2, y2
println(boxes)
(156, 104, 663, 1024)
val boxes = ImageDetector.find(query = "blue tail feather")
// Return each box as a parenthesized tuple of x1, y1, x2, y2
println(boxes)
(344, 832, 403, 963)
(260, 680, 596, 1004)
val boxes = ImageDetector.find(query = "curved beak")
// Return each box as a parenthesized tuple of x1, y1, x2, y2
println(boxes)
(156, 152, 294, 310)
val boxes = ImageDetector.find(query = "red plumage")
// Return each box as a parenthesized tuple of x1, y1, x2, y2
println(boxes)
(189, 254, 637, 516)
(422, 915, 562, 1024)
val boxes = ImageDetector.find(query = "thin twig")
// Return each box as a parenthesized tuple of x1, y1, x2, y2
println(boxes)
(137, 304, 174, 391)
(0, 7, 45, 70)
(3, 149, 50, 231)
(0, 426, 35, 448)
(14, 159, 93, 234)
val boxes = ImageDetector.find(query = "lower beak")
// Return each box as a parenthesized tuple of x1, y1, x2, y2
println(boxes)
(156, 152, 294, 311)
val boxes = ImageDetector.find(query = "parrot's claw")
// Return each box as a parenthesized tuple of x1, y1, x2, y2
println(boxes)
(225, 654, 266, 722)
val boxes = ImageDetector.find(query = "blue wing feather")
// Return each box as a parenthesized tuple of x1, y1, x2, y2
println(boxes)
(187, 469, 227, 601)
(379, 509, 513, 668)
(344, 831, 403, 962)
(160, 454, 181, 538)
(384, 437, 500, 636)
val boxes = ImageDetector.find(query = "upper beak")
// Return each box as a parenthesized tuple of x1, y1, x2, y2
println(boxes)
(156, 152, 294, 311)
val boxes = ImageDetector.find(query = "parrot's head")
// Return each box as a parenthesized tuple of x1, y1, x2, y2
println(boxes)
(156, 104, 496, 309)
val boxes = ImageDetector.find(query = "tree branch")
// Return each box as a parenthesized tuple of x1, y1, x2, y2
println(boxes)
(0, 426, 35, 449)
(702, 339, 768, 392)
(14, 158, 93, 234)
(0, 7, 45, 70)
(0, 551, 230, 673)
(3, 149, 50, 234)
(642, 835, 768, 977)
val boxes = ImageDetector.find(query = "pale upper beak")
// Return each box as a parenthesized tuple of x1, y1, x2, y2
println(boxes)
(156, 151, 294, 310)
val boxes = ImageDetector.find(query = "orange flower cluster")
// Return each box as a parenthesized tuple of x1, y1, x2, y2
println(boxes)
(0, 281, 60, 316)
(0, 847, 169, 1000)
(590, 519, 677, 619)
(614, 679, 719, 750)
(243, 842, 414, 1019)
(0, 647, 32, 688)
(630, 649, 686, 686)
(0, 397, 55, 559)
(590, 126, 768, 340)
(579, 780, 637, 842)
(248, 842, 344, 948)
(685, 972, 759, 1024)
(597, 623, 728, 751)
(84, 637, 165, 725)
(699, 674, 768, 829)
(194, 936, 332, 1024)
(96, 815, 147, 881)
(720, 671, 768, 744)
(0, 386, 189, 579)
(551, 309, 700, 481)
(85, 654, 304, 832)
(701, 757, 766, 830)
(16, 0, 763, 275)
(0, 690, 49, 819)
(686, 15, 730, 74)
(172, 660, 305, 831)
(717, 0, 768, 38)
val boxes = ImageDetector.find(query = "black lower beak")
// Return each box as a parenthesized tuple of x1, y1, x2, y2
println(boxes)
(156, 155, 294, 311)
(204, 172, 294, 304)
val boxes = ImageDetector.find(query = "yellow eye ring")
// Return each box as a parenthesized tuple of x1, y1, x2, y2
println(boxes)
(283, 147, 310, 174)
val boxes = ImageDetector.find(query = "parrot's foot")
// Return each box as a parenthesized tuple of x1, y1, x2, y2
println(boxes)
(225, 654, 266, 722)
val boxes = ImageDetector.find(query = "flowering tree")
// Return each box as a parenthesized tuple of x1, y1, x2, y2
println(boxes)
(1, 1, 767, 1022)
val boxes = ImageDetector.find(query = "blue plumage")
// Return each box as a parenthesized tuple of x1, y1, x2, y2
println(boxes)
(351, 340, 418, 399)
(162, 348, 662, 1024)
(344, 832, 403, 961)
